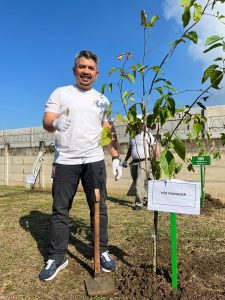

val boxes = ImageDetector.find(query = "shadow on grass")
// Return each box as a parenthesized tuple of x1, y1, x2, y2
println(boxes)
(19, 211, 131, 275)
(19, 210, 50, 260)
(69, 219, 133, 272)
(107, 196, 133, 208)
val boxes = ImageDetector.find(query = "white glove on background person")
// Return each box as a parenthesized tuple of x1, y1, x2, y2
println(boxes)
(112, 158, 123, 180)
(122, 160, 128, 168)
(53, 114, 71, 132)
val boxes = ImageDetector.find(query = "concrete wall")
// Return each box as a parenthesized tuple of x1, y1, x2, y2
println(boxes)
(0, 105, 225, 202)
(0, 139, 224, 203)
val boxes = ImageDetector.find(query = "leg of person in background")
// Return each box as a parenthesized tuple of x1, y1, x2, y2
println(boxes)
(130, 163, 138, 209)
(134, 161, 147, 210)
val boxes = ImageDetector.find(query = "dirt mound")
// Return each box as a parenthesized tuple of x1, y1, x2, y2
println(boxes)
(203, 193, 225, 212)
(116, 257, 225, 299)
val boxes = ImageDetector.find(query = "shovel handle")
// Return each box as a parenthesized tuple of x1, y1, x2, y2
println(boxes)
(94, 189, 101, 276)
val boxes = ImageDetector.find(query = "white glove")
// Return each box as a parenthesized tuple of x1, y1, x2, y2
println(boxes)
(112, 158, 123, 180)
(53, 114, 71, 132)
(122, 160, 128, 168)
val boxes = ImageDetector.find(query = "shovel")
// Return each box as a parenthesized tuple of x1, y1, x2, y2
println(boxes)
(85, 188, 115, 296)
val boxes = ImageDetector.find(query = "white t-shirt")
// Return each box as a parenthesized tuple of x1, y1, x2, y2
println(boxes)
(130, 131, 155, 160)
(45, 85, 111, 165)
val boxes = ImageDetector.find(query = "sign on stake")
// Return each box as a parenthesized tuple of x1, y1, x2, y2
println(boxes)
(148, 179, 200, 289)
(192, 156, 211, 207)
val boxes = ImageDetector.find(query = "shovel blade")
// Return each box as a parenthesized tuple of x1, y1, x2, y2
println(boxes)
(85, 276, 115, 296)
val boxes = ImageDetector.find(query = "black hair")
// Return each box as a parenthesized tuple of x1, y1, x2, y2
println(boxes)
(74, 50, 99, 66)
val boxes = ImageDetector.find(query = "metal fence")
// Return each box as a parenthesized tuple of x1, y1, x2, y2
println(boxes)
(0, 115, 225, 148)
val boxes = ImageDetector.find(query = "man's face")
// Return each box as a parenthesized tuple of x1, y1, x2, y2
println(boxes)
(73, 57, 99, 90)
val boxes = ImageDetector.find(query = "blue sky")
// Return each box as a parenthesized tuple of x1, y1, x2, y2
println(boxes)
(0, 0, 224, 130)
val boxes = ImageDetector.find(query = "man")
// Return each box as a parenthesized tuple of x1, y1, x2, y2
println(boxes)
(122, 116, 157, 210)
(39, 50, 122, 281)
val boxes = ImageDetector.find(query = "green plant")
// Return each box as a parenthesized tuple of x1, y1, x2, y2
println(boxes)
(102, 0, 224, 179)
(102, 0, 225, 273)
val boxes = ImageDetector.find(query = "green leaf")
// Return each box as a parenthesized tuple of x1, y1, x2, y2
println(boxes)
(166, 80, 172, 85)
(122, 91, 130, 99)
(145, 15, 159, 28)
(167, 97, 176, 117)
(214, 57, 223, 61)
(105, 102, 112, 117)
(203, 43, 223, 53)
(138, 65, 147, 72)
(151, 159, 161, 180)
(221, 133, 225, 146)
(127, 105, 137, 123)
(156, 87, 163, 94)
(213, 150, 221, 159)
(151, 66, 161, 73)
(125, 73, 135, 83)
(172, 137, 186, 160)
(101, 127, 112, 147)
(202, 64, 218, 84)
(171, 39, 185, 47)
(159, 109, 169, 125)
(101, 83, 106, 94)
(153, 97, 164, 116)
(193, 123, 203, 137)
(202, 96, 209, 102)
(108, 83, 112, 93)
(193, 3, 202, 23)
(184, 31, 198, 44)
(187, 162, 195, 172)
(180, 0, 194, 7)
(205, 35, 222, 46)
(174, 162, 183, 174)
(182, 7, 191, 27)
(210, 70, 223, 89)
(108, 67, 118, 77)
(155, 78, 167, 83)
(197, 102, 206, 109)
(160, 150, 176, 179)
(163, 85, 176, 92)
(150, 15, 159, 25)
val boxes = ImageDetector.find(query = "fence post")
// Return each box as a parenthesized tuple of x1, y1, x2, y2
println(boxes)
(4, 143, 9, 186)
(30, 128, 34, 147)
(39, 141, 45, 190)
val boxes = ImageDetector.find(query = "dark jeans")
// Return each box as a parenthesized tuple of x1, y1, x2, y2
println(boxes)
(48, 160, 108, 261)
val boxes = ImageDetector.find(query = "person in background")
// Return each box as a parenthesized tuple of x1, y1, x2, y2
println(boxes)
(122, 116, 157, 210)
(39, 50, 122, 281)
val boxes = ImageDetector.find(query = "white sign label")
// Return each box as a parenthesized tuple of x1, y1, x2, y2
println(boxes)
(147, 179, 200, 215)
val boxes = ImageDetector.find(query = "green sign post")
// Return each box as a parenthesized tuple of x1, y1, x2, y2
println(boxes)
(170, 213, 177, 289)
(192, 156, 211, 207)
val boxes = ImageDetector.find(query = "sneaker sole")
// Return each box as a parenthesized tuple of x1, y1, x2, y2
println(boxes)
(101, 266, 116, 273)
(43, 259, 68, 281)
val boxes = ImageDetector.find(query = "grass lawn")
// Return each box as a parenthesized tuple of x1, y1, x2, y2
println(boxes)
(0, 186, 224, 299)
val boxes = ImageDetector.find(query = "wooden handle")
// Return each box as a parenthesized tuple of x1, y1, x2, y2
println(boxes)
(94, 189, 101, 276)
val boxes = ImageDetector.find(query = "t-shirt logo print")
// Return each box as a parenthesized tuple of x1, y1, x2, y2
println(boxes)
(95, 95, 108, 113)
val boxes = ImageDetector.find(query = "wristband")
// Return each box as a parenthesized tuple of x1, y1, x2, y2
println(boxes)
(112, 156, 120, 161)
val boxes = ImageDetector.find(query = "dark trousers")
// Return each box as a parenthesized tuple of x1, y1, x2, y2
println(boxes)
(48, 160, 108, 261)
